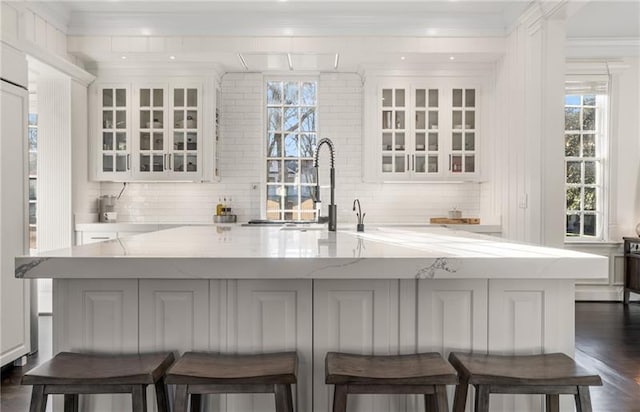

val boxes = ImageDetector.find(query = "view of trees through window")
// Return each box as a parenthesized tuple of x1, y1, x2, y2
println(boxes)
(564, 85, 606, 239)
(266, 80, 317, 220)
(28, 112, 37, 251)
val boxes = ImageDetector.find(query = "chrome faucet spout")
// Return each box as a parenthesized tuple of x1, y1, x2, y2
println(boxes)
(313, 138, 337, 231)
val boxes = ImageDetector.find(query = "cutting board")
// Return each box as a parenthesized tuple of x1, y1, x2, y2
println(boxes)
(430, 217, 480, 224)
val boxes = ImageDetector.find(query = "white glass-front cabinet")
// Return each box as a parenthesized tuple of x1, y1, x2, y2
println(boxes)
(92, 81, 205, 182)
(369, 80, 480, 181)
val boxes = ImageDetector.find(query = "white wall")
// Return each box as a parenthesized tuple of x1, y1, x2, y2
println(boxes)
(102, 72, 481, 224)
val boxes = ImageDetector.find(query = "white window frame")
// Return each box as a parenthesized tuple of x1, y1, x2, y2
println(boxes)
(262, 76, 319, 221)
(564, 74, 609, 241)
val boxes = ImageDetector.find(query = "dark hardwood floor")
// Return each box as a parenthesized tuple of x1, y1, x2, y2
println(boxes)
(2, 303, 639, 411)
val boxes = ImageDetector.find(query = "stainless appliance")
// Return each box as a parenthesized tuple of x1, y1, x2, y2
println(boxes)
(98, 195, 117, 222)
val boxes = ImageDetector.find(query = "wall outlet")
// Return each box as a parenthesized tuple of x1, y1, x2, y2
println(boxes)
(518, 194, 528, 209)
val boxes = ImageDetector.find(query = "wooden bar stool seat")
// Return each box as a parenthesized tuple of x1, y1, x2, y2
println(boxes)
(165, 351, 298, 412)
(448, 352, 603, 412)
(21, 351, 175, 412)
(325, 352, 458, 412)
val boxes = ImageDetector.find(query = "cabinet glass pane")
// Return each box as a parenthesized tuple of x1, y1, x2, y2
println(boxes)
(428, 89, 438, 107)
(140, 154, 150, 172)
(453, 89, 463, 107)
(140, 132, 150, 150)
(115, 89, 126, 107)
(428, 133, 438, 151)
(103, 111, 113, 128)
(395, 89, 405, 107)
(174, 110, 184, 127)
(174, 89, 184, 107)
(428, 111, 438, 130)
(153, 111, 163, 127)
(187, 132, 197, 150)
(465, 110, 475, 129)
(416, 89, 426, 108)
(451, 155, 462, 172)
(465, 89, 475, 107)
(465, 132, 475, 151)
(153, 89, 163, 107)
(452, 111, 463, 129)
(452, 133, 463, 151)
(153, 132, 163, 150)
(383, 133, 392, 151)
(395, 111, 405, 129)
(382, 156, 392, 173)
(465, 155, 475, 173)
(428, 155, 438, 173)
(395, 132, 405, 150)
(103, 154, 113, 172)
(187, 89, 197, 106)
(416, 111, 426, 129)
(174, 154, 184, 171)
(115, 154, 127, 172)
(103, 89, 113, 107)
(415, 133, 425, 151)
(394, 155, 405, 172)
(382, 111, 392, 129)
(382, 89, 392, 107)
(141, 111, 150, 128)
(103, 132, 113, 150)
(116, 132, 127, 150)
(186, 154, 197, 172)
(174, 132, 184, 150)
(116, 111, 126, 128)
(186, 110, 197, 127)
(153, 154, 163, 172)
(140, 89, 151, 107)
(415, 155, 425, 173)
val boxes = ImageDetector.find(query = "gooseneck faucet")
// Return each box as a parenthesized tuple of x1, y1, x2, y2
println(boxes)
(313, 138, 337, 231)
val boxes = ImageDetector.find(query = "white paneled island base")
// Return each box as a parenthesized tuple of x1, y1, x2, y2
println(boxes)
(17, 226, 607, 412)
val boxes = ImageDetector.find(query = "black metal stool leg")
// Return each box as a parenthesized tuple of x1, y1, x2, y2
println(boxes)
(155, 377, 170, 412)
(29, 385, 47, 412)
(332, 384, 348, 412)
(452, 380, 469, 412)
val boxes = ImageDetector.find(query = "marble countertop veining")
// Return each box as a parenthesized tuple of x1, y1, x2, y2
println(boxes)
(16, 225, 607, 280)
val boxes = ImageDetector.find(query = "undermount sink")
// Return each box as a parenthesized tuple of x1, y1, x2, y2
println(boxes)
(241, 220, 322, 229)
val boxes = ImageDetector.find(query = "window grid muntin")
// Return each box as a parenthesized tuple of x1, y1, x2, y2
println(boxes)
(266, 80, 318, 221)
(564, 93, 605, 239)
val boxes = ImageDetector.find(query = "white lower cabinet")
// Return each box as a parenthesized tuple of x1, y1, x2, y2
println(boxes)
(313, 280, 400, 412)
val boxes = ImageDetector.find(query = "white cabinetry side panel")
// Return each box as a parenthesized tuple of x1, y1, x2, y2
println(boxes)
(53, 279, 138, 412)
(227, 280, 312, 412)
(488, 279, 575, 412)
(313, 280, 400, 412)
(417, 279, 488, 412)
(0, 80, 30, 367)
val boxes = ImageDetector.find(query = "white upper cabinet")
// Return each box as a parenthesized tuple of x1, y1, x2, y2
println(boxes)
(364, 76, 485, 182)
(91, 76, 217, 182)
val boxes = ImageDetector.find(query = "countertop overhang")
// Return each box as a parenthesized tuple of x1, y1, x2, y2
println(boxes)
(16, 226, 607, 280)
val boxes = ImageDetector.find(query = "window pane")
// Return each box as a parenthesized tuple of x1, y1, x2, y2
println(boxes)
(284, 82, 299, 105)
(566, 187, 580, 211)
(584, 187, 596, 211)
(267, 81, 283, 105)
(267, 160, 282, 183)
(566, 161, 581, 184)
(582, 134, 595, 157)
(565, 107, 580, 130)
(301, 82, 316, 105)
(584, 161, 596, 184)
(268, 133, 282, 157)
(284, 134, 298, 157)
(29, 203, 36, 225)
(29, 152, 37, 176)
(565, 134, 579, 157)
(583, 107, 595, 130)
(566, 214, 580, 236)
(284, 160, 298, 183)
(267, 186, 281, 217)
(583, 95, 596, 106)
(268, 108, 282, 131)
(29, 179, 37, 200)
(301, 108, 316, 132)
(300, 133, 316, 158)
(300, 160, 315, 183)
(28, 127, 37, 150)
(283, 107, 299, 132)
(565, 95, 580, 105)
(584, 214, 597, 236)
(28, 113, 38, 126)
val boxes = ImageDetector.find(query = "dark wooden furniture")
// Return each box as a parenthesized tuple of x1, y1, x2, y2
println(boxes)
(448, 352, 602, 412)
(325, 352, 458, 412)
(624, 237, 640, 304)
(21, 351, 175, 412)
(166, 351, 298, 412)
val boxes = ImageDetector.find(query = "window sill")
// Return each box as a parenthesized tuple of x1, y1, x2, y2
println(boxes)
(564, 240, 623, 247)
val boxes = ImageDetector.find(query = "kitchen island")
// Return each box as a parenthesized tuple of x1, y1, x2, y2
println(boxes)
(16, 225, 607, 412)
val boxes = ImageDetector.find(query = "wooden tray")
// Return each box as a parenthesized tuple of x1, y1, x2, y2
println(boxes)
(430, 217, 480, 224)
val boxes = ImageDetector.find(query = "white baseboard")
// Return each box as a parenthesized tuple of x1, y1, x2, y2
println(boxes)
(575, 284, 640, 302)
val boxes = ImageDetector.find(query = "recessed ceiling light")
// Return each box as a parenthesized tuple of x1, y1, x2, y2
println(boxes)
(169, 56, 176, 60)
(121, 56, 127, 60)
(449, 56, 455, 61)
(400, 56, 406, 60)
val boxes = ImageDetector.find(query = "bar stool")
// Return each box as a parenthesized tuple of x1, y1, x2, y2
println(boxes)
(325, 352, 458, 412)
(21, 351, 175, 412)
(166, 351, 297, 412)
(448, 352, 603, 412)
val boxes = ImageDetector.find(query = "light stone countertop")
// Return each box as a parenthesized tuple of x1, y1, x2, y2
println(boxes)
(17, 225, 607, 280)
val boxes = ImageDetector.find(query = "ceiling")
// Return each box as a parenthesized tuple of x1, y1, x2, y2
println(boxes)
(28, 0, 640, 72)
